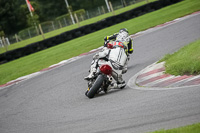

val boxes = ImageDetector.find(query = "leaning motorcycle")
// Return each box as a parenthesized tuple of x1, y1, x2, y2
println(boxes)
(85, 41, 128, 98)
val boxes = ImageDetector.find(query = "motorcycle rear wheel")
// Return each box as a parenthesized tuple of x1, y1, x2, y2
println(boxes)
(87, 75, 105, 98)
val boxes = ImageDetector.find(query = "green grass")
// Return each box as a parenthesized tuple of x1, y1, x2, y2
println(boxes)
(159, 39, 200, 76)
(0, 0, 157, 54)
(0, 0, 200, 85)
(149, 123, 200, 133)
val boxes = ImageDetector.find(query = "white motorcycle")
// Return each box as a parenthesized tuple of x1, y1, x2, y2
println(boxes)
(85, 41, 128, 98)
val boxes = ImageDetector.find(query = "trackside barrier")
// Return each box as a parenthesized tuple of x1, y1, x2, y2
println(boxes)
(0, 0, 182, 64)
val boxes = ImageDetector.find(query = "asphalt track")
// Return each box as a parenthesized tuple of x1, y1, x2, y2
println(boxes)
(0, 14, 200, 133)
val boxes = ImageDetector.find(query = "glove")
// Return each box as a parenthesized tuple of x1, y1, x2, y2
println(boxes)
(128, 49, 133, 54)
(104, 40, 110, 47)
(104, 36, 108, 41)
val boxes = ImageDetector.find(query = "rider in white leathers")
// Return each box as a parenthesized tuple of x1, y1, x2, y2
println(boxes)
(84, 28, 133, 88)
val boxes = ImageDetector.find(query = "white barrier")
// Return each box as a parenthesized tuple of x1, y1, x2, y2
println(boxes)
(0, 37, 10, 47)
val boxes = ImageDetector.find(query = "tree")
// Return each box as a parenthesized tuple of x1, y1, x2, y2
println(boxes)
(20, 1, 40, 27)
(0, 0, 40, 35)
(35, 0, 68, 21)
(0, 0, 17, 35)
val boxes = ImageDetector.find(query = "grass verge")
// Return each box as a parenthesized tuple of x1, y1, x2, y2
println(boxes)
(0, 0, 157, 54)
(149, 123, 200, 133)
(159, 39, 200, 76)
(0, 0, 200, 85)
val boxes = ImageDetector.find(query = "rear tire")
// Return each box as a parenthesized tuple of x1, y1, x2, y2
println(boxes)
(87, 75, 105, 98)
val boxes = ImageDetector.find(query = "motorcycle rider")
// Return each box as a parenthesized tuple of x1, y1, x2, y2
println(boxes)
(84, 28, 133, 89)
(104, 28, 133, 54)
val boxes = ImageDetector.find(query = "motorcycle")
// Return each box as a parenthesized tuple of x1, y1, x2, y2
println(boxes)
(85, 41, 128, 98)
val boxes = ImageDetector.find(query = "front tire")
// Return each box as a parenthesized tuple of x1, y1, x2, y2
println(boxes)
(87, 75, 105, 98)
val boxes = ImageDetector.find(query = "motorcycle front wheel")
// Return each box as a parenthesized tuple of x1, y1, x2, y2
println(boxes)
(86, 74, 105, 99)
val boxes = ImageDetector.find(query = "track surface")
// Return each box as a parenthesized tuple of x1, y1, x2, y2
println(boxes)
(0, 14, 200, 133)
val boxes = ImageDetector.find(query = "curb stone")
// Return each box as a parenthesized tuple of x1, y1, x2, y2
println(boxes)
(128, 62, 200, 90)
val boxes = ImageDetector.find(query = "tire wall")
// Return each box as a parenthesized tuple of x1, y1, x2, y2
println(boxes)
(0, 0, 182, 64)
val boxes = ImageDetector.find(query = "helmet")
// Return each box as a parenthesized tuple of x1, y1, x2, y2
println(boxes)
(119, 28, 128, 33)
(116, 28, 129, 42)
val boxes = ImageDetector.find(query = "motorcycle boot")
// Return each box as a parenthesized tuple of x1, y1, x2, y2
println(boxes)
(109, 81, 126, 90)
(116, 74, 126, 89)
(84, 60, 97, 80)
(117, 81, 126, 89)
(111, 74, 126, 89)
(84, 67, 96, 80)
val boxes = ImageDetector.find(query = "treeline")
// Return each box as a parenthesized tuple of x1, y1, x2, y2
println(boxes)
(0, 0, 110, 36)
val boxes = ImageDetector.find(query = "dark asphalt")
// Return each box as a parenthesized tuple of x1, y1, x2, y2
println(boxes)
(0, 14, 200, 133)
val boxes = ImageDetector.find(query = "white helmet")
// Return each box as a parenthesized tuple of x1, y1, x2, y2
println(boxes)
(116, 28, 129, 42)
